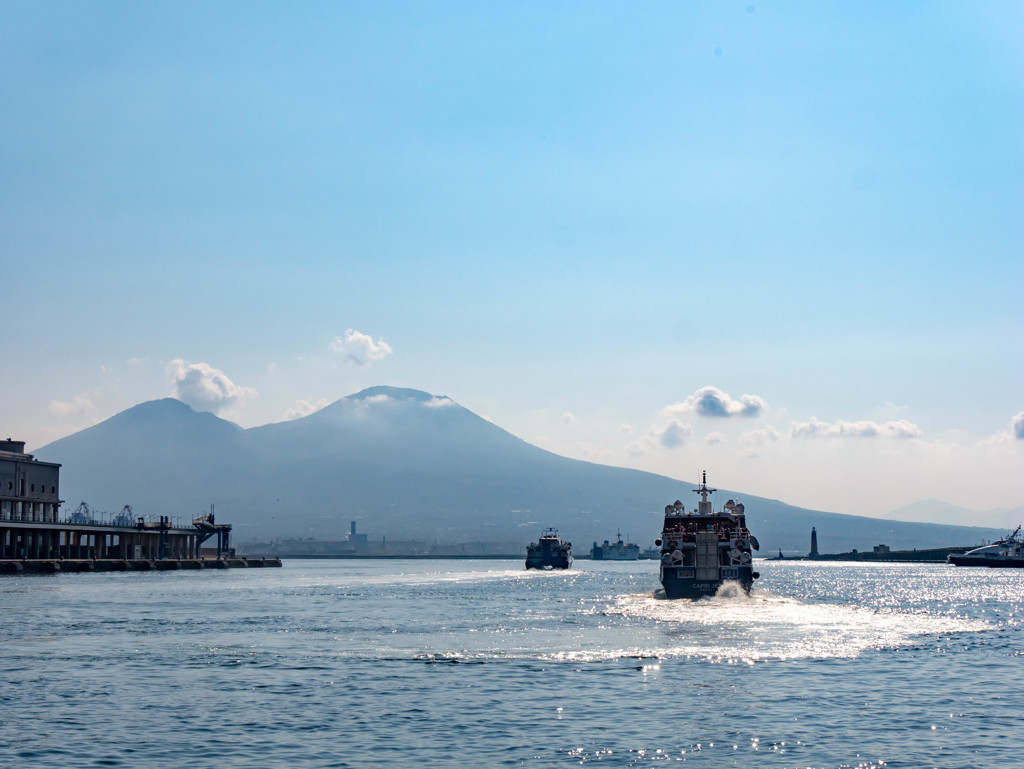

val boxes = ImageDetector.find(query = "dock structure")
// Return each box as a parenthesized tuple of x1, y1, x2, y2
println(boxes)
(0, 510, 230, 561)
(0, 438, 279, 573)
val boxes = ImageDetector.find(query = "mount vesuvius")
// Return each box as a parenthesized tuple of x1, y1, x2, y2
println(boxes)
(33, 386, 1003, 553)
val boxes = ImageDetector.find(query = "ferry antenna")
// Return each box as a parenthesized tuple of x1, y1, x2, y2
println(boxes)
(692, 469, 716, 503)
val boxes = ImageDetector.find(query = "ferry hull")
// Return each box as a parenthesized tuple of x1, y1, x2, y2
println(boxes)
(946, 527, 1023, 568)
(660, 565, 754, 600)
(948, 555, 1024, 568)
(525, 553, 572, 570)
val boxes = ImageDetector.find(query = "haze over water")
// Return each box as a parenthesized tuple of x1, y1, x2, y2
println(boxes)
(2, 559, 1020, 768)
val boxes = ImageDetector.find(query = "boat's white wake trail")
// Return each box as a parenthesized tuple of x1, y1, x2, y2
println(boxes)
(603, 587, 992, 662)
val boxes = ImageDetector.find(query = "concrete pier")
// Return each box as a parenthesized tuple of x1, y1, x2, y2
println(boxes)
(0, 557, 281, 575)
(2, 437, 277, 574)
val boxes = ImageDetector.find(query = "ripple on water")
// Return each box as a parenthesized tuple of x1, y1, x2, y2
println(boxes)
(602, 583, 994, 662)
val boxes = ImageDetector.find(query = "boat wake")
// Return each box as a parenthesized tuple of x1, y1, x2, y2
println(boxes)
(603, 587, 993, 663)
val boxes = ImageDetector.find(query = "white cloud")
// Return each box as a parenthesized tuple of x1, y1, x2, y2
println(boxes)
(330, 329, 393, 366)
(627, 419, 694, 455)
(283, 398, 329, 421)
(664, 386, 767, 419)
(562, 411, 576, 424)
(362, 393, 391, 405)
(740, 426, 781, 446)
(1013, 412, 1024, 440)
(791, 417, 922, 440)
(48, 393, 94, 418)
(704, 432, 727, 445)
(882, 420, 925, 439)
(425, 396, 456, 408)
(658, 420, 693, 447)
(169, 360, 256, 414)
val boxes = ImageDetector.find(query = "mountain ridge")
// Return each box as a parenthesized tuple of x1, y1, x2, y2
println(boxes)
(33, 387, 1007, 553)
(885, 497, 1022, 530)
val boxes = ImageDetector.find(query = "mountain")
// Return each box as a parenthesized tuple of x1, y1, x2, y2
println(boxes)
(887, 499, 1023, 531)
(32, 387, 1007, 553)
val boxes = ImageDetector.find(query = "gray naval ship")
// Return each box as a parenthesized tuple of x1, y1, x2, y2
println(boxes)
(590, 530, 640, 560)
(657, 472, 760, 599)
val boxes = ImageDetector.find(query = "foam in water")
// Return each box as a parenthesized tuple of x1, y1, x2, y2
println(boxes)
(603, 585, 993, 663)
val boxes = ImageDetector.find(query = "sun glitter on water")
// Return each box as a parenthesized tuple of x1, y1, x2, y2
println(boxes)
(604, 584, 993, 663)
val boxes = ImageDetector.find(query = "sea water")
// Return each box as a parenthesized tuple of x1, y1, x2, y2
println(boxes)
(1, 559, 1020, 768)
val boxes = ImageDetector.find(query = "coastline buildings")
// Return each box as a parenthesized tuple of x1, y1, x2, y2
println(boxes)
(0, 439, 61, 525)
(0, 438, 260, 568)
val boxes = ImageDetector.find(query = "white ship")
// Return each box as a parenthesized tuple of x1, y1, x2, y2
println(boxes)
(590, 530, 640, 560)
(948, 526, 1024, 568)
(658, 472, 760, 599)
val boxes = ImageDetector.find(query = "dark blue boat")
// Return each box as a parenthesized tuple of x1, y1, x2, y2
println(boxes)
(525, 528, 572, 569)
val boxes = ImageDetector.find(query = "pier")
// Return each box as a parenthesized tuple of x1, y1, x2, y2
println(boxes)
(1, 438, 280, 574)
(0, 512, 281, 573)
(0, 556, 280, 574)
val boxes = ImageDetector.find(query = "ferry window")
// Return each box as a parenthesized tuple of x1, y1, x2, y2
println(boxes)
(51, 485, 56, 493)
(31, 484, 35, 492)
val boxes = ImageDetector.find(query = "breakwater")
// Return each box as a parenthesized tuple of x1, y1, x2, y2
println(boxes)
(809, 545, 973, 563)
(0, 556, 281, 574)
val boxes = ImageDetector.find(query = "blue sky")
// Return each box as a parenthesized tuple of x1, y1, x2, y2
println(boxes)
(3, 2, 1021, 518)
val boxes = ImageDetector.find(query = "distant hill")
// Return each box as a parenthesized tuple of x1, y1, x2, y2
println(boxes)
(33, 386, 1006, 554)
(886, 498, 1023, 531)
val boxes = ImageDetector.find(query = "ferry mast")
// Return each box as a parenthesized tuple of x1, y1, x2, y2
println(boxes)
(692, 470, 716, 515)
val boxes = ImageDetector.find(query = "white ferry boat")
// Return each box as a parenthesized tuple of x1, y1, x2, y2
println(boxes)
(948, 526, 1024, 568)
(657, 472, 760, 599)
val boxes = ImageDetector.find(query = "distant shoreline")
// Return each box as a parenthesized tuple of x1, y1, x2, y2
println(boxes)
(773, 545, 977, 563)
(240, 553, 648, 561)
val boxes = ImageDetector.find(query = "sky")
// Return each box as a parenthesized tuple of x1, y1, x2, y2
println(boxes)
(2, 1, 1021, 520)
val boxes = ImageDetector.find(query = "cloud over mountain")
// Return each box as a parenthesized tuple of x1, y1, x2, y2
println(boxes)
(426, 396, 456, 409)
(1013, 412, 1024, 440)
(627, 419, 693, 454)
(283, 398, 329, 421)
(169, 360, 256, 414)
(49, 393, 94, 417)
(665, 386, 767, 419)
(330, 329, 393, 365)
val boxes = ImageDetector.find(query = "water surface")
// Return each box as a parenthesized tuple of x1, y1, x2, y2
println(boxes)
(1, 559, 1020, 768)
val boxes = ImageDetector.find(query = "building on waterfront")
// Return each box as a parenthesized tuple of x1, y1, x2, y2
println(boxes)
(348, 521, 368, 551)
(1, 439, 232, 563)
(0, 439, 62, 524)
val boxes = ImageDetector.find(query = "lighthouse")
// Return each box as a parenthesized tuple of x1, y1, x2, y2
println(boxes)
(810, 527, 819, 557)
